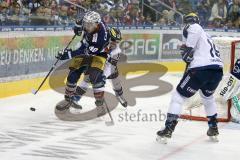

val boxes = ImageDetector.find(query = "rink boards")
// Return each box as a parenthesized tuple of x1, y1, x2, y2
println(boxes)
(1, 28, 240, 98)
(0, 61, 185, 98)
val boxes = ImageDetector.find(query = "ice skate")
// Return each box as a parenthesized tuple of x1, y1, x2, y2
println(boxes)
(156, 119, 178, 144)
(95, 99, 107, 117)
(156, 127, 173, 144)
(56, 99, 72, 111)
(207, 126, 219, 142)
(207, 114, 219, 142)
(70, 95, 83, 110)
(56, 95, 82, 111)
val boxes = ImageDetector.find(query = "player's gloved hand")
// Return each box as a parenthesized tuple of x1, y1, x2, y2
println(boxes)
(180, 44, 194, 64)
(73, 19, 83, 36)
(56, 49, 73, 60)
(73, 26, 83, 36)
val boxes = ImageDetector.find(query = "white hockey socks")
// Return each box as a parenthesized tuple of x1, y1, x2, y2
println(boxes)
(168, 91, 186, 115)
(200, 91, 217, 117)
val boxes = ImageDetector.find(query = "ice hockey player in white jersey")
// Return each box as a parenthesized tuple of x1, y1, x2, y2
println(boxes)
(156, 13, 224, 143)
(72, 27, 128, 109)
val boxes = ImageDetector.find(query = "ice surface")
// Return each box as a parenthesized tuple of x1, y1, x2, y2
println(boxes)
(0, 73, 240, 160)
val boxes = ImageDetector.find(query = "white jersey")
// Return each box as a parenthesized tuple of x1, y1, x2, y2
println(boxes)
(103, 46, 121, 78)
(183, 23, 223, 70)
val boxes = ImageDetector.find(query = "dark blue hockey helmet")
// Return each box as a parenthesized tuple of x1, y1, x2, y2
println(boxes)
(183, 13, 200, 24)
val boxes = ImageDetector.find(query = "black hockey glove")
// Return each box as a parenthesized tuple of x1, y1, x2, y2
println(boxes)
(180, 45, 194, 64)
(73, 19, 83, 36)
(73, 26, 83, 36)
(56, 49, 73, 60)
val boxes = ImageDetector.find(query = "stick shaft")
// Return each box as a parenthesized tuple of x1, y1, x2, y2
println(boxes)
(104, 100, 114, 124)
(33, 35, 76, 95)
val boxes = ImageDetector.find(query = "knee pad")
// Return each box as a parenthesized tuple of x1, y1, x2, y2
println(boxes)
(67, 67, 87, 84)
(88, 68, 106, 89)
(67, 70, 81, 84)
(168, 90, 186, 115)
(172, 90, 186, 104)
(108, 70, 119, 79)
(200, 91, 217, 116)
(200, 90, 215, 104)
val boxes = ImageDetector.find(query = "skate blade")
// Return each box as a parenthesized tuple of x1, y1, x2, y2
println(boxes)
(71, 103, 82, 109)
(117, 97, 128, 107)
(121, 102, 128, 108)
(31, 88, 37, 95)
(56, 101, 72, 111)
(209, 136, 219, 142)
(156, 136, 168, 144)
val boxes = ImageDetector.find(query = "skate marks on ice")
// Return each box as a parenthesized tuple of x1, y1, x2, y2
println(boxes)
(0, 120, 134, 160)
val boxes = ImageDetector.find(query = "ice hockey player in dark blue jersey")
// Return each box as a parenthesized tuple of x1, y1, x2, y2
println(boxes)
(56, 11, 110, 116)
(73, 27, 128, 109)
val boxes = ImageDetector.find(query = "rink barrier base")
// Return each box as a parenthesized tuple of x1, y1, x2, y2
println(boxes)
(0, 61, 185, 98)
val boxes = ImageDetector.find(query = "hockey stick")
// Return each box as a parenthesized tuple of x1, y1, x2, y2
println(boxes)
(31, 35, 77, 95)
(103, 99, 115, 126)
(183, 63, 189, 76)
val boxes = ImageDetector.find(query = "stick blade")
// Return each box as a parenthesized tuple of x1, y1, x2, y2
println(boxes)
(31, 89, 37, 95)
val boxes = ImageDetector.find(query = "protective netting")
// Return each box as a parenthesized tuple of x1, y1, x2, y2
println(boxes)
(181, 37, 240, 122)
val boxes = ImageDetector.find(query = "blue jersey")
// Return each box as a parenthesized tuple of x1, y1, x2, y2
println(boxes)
(72, 21, 110, 57)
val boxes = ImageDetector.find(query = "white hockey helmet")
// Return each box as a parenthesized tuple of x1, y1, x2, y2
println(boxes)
(83, 11, 101, 33)
(83, 11, 101, 24)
